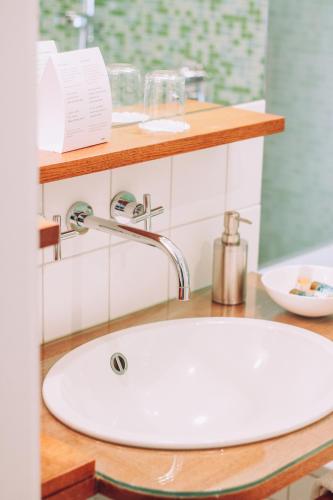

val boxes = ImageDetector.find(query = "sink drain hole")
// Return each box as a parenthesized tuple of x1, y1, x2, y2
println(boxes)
(110, 353, 128, 375)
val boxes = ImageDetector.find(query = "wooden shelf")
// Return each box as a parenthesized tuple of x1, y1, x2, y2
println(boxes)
(39, 218, 59, 249)
(39, 104, 284, 184)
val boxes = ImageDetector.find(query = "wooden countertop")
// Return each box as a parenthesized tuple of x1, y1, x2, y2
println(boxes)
(41, 434, 95, 498)
(39, 101, 284, 184)
(41, 274, 333, 499)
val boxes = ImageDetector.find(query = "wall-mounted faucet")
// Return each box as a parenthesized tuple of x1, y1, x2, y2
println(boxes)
(53, 192, 190, 301)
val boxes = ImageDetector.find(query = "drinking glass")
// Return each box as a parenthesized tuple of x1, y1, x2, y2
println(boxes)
(107, 63, 147, 125)
(139, 70, 190, 133)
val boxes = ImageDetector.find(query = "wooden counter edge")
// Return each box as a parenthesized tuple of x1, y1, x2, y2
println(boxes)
(94, 443, 333, 500)
(39, 219, 60, 248)
(41, 434, 95, 498)
(43, 477, 96, 500)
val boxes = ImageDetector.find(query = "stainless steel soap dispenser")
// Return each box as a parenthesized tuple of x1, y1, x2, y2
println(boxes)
(212, 211, 252, 305)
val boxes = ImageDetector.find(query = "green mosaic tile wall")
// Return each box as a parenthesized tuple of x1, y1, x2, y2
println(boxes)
(39, 0, 268, 105)
(260, 0, 333, 265)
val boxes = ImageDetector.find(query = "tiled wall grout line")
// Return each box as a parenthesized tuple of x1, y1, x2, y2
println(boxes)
(224, 144, 230, 212)
(108, 210, 249, 247)
(108, 169, 112, 322)
(167, 156, 175, 300)
(43, 244, 111, 266)
(40, 101, 263, 341)
(41, 207, 260, 329)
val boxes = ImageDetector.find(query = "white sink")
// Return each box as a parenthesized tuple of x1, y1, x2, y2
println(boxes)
(43, 318, 333, 449)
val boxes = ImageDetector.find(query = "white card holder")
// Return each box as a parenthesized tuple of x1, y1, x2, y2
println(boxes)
(38, 47, 112, 153)
(37, 40, 57, 83)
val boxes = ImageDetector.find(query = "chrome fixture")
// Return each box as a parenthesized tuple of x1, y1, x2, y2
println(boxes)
(55, 0, 95, 49)
(53, 193, 190, 301)
(110, 191, 163, 231)
(110, 353, 128, 375)
(52, 214, 77, 261)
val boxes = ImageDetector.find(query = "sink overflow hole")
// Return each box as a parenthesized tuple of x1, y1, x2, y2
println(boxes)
(110, 353, 128, 375)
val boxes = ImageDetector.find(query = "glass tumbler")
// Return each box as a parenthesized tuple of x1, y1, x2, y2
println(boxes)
(139, 70, 190, 133)
(107, 63, 147, 125)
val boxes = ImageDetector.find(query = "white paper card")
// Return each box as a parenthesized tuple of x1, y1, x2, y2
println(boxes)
(37, 40, 57, 83)
(38, 47, 112, 153)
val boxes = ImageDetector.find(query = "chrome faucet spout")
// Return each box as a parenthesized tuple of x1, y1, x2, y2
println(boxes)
(81, 215, 190, 301)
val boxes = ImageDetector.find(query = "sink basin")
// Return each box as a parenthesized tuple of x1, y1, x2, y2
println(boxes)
(43, 318, 333, 449)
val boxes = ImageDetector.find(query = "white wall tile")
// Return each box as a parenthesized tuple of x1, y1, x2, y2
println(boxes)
(171, 146, 227, 227)
(234, 99, 266, 113)
(270, 486, 288, 500)
(239, 205, 261, 272)
(110, 158, 171, 245)
(44, 248, 109, 342)
(40, 101, 264, 342)
(169, 216, 223, 298)
(43, 171, 111, 262)
(226, 100, 265, 211)
(169, 206, 260, 300)
(317, 460, 333, 477)
(226, 136, 264, 210)
(289, 475, 316, 500)
(109, 239, 169, 319)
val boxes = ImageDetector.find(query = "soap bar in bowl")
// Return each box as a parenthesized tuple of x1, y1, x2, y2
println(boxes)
(261, 265, 333, 317)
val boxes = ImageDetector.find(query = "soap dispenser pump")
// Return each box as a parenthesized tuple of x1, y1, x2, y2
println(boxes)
(212, 211, 252, 305)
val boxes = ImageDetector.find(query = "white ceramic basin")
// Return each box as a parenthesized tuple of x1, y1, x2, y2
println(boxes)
(43, 318, 333, 449)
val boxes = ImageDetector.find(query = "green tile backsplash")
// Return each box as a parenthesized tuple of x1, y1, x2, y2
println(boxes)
(39, 0, 268, 105)
(260, 0, 333, 265)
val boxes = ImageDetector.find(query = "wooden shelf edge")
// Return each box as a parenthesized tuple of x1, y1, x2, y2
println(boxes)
(39, 106, 285, 184)
(39, 219, 60, 248)
(43, 477, 96, 499)
(41, 434, 95, 498)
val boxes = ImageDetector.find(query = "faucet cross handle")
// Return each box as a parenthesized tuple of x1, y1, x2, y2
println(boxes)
(110, 191, 164, 230)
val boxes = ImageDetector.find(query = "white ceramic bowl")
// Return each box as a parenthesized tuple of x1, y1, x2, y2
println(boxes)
(261, 265, 333, 317)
